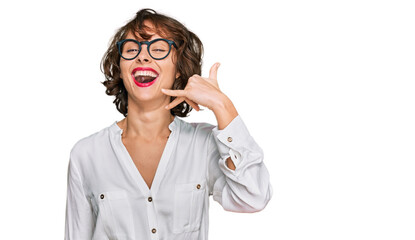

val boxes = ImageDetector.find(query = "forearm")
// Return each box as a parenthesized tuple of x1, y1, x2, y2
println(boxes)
(208, 113, 273, 212)
(212, 94, 239, 130)
(212, 94, 239, 170)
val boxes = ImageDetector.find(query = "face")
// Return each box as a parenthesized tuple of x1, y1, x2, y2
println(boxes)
(119, 22, 179, 103)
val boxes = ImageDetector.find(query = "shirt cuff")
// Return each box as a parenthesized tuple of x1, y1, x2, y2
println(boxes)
(211, 115, 252, 171)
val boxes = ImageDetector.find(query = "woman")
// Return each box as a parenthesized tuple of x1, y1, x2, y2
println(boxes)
(65, 8, 272, 240)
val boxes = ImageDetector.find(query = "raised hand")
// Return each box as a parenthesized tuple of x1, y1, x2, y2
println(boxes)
(161, 62, 224, 112)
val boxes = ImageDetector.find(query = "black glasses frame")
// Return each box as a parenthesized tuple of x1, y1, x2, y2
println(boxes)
(116, 38, 178, 60)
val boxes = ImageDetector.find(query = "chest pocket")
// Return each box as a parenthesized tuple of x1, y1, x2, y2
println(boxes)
(173, 179, 207, 233)
(90, 190, 135, 239)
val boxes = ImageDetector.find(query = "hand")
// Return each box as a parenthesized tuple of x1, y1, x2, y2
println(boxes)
(161, 62, 224, 111)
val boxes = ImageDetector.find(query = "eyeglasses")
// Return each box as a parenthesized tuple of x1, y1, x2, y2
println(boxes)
(116, 38, 178, 60)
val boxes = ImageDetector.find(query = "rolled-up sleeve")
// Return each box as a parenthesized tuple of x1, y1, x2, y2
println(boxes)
(65, 151, 95, 240)
(207, 115, 273, 213)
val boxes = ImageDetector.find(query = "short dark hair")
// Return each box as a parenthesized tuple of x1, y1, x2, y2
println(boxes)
(100, 8, 203, 117)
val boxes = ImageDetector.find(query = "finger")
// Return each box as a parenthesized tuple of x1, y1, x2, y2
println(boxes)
(165, 97, 185, 110)
(161, 88, 187, 97)
(185, 98, 200, 111)
(165, 96, 200, 111)
(208, 62, 220, 80)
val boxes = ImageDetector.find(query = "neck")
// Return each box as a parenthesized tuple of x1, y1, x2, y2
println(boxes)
(118, 96, 175, 141)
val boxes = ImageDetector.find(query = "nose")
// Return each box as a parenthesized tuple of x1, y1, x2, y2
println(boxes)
(136, 44, 151, 63)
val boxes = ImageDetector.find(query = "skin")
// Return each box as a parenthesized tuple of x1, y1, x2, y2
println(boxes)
(117, 21, 237, 175)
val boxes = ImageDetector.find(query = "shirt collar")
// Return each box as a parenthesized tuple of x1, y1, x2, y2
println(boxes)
(110, 115, 180, 135)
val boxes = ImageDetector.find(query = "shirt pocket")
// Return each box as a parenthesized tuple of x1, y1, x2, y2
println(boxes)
(91, 190, 135, 240)
(173, 179, 207, 233)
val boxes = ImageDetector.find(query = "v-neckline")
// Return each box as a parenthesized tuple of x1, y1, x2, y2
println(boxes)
(110, 116, 179, 196)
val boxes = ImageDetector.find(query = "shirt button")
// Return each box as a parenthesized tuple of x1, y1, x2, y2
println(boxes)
(151, 228, 157, 234)
(196, 184, 201, 189)
(148, 197, 153, 202)
(100, 194, 104, 199)
(227, 137, 233, 142)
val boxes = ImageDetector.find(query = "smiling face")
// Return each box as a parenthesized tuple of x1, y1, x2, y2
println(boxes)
(119, 22, 179, 103)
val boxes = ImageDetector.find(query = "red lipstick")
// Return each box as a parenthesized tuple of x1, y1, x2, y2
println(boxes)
(131, 67, 159, 88)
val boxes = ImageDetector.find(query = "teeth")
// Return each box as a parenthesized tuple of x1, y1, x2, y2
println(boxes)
(134, 70, 158, 78)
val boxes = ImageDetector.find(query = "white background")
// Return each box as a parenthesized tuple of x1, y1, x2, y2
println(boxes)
(0, 0, 414, 239)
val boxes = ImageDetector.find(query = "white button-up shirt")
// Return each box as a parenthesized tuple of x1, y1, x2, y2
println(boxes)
(65, 115, 273, 240)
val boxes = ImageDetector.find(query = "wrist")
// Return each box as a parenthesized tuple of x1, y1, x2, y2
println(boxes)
(212, 94, 239, 130)
(211, 93, 231, 112)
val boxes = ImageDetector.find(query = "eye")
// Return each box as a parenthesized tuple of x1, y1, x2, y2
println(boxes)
(152, 49, 167, 52)
(126, 49, 138, 53)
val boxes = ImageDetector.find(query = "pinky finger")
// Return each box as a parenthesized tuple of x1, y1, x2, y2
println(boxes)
(165, 97, 185, 110)
(185, 98, 200, 111)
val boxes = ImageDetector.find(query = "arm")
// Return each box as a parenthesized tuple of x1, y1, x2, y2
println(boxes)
(161, 63, 273, 211)
(207, 113, 273, 213)
(211, 93, 239, 170)
(65, 152, 95, 239)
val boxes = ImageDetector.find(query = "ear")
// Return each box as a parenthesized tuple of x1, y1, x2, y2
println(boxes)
(175, 71, 180, 79)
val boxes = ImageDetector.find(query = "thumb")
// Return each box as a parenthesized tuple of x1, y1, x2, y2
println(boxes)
(209, 62, 220, 80)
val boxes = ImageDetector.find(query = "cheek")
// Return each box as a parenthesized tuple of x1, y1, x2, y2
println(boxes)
(120, 61, 132, 79)
(169, 57, 179, 75)
(160, 60, 178, 80)
(166, 67, 177, 83)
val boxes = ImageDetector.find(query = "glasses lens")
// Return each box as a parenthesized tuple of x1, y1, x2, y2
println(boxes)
(149, 40, 170, 59)
(121, 40, 139, 59)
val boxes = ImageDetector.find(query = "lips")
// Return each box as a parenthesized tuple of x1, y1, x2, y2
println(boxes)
(131, 67, 159, 87)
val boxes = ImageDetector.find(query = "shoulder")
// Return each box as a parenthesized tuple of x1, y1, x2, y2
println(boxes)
(177, 117, 216, 136)
(176, 118, 218, 149)
(69, 123, 113, 161)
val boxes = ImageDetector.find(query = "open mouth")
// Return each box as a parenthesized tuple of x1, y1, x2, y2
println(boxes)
(131, 68, 159, 87)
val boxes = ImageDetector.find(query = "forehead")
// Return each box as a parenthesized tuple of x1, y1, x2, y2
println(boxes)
(125, 31, 161, 41)
(125, 20, 169, 41)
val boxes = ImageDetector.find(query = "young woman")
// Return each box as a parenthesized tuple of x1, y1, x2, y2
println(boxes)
(65, 8, 272, 240)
